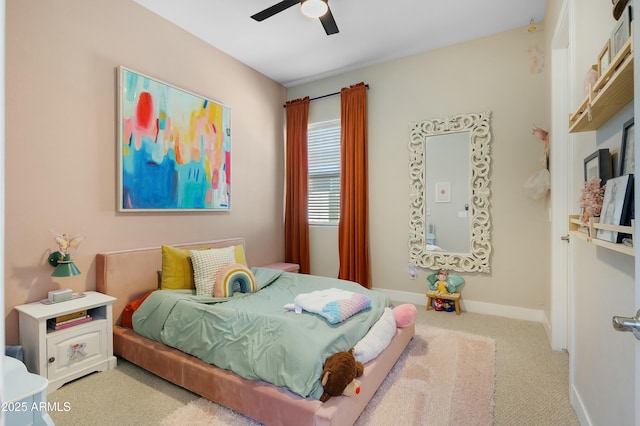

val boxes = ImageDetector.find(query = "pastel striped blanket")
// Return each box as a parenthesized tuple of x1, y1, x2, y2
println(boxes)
(285, 288, 371, 324)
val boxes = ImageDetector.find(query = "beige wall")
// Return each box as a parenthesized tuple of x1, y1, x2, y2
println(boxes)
(5, 0, 287, 344)
(288, 26, 551, 314)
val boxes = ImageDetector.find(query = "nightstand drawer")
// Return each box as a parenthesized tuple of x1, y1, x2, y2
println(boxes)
(46, 320, 107, 381)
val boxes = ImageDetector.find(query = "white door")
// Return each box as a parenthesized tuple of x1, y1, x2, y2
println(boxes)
(550, 0, 571, 352)
(618, 2, 640, 421)
(612, 1, 640, 423)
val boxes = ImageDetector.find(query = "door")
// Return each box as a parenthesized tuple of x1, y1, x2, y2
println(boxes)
(617, 2, 640, 422)
(550, 0, 571, 352)
(613, 1, 640, 423)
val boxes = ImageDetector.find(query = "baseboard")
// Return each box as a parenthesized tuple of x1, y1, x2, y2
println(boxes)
(374, 288, 545, 323)
(570, 383, 592, 426)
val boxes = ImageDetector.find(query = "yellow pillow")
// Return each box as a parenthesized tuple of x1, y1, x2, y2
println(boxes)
(161, 245, 197, 290)
(234, 244, 248, 266)
(161, 244, 246, 290)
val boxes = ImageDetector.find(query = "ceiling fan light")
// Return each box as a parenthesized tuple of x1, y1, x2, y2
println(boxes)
(301, 0, 328, 18)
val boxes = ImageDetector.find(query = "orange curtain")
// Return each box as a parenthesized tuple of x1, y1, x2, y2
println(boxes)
(338, 83, 370, 288)
(284, 97, 310, 274)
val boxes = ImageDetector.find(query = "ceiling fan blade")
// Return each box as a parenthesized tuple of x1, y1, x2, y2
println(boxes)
(319, 6, 339, 35)
(251, 0, 301, 22)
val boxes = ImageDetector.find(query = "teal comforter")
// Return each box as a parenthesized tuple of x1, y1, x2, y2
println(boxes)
(132, 267, 389, 400)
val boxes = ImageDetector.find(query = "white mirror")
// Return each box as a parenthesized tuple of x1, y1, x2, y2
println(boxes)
(408, 111, 492, 272)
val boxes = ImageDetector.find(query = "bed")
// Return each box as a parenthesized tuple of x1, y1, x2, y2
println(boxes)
(95, 238, 414, 426)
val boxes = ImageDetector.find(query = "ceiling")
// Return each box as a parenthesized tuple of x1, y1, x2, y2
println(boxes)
(133, 0, 547, 87)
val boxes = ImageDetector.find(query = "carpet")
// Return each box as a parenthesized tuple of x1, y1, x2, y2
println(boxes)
(160, 324, 496, 426)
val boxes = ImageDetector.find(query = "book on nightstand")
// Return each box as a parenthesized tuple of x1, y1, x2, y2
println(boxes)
(47, 314, 92, 331)
(54, 309, 88, 324)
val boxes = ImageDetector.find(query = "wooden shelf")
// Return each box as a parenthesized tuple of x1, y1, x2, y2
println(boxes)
(568, 215, 590, 242)
(569, 36, 633, 133)
(568, 215, 634, 256)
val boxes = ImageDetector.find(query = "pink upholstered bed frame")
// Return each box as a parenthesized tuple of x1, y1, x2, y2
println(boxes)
(95, 238, 414, 426)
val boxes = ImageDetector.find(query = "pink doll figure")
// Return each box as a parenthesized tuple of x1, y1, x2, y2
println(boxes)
(435, 269, 449, 294)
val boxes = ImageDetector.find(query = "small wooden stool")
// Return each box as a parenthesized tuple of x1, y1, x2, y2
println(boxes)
(426, 290, 461, 315)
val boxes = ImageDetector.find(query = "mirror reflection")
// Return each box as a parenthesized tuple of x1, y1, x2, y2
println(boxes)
(408, 111, 492, 273)
(425, 132, 471, 253)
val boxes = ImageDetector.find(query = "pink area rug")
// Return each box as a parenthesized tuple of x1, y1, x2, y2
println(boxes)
(160, 324, 496, 426)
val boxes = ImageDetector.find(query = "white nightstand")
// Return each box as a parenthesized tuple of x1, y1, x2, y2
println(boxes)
(15, 291, 117, 392)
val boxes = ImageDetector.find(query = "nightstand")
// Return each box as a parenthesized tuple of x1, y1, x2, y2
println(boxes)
(261, 262, 300, 273)
(15, 291, 117, 392)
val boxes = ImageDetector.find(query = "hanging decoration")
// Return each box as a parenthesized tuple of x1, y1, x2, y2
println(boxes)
(523, 125, 550, 200)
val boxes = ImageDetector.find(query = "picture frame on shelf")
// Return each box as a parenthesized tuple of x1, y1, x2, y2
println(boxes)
(619, 118, 635, 176)
(597, 40, 611, 78)
(584, 148, 612, 184)
(611, 5, 632, 60)
(596, 174, 634, 243)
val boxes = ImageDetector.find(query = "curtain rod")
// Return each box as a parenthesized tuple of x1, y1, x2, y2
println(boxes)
(283, 84, 369, 108)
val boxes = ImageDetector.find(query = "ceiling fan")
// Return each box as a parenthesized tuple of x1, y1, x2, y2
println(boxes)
(251, 0, 339, 35)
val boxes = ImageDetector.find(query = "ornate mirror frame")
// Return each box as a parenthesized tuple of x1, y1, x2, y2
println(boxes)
(408, 111, 492, 272)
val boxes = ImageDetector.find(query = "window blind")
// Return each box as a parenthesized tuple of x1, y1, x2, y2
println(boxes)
(308, 120, 340, 224)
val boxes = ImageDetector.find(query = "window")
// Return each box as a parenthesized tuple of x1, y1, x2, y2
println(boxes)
(308, 120, 340, 224)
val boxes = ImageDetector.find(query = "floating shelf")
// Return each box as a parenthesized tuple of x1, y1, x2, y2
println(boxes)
(568, 215, 634, 256)
(569, 36, 633, 133)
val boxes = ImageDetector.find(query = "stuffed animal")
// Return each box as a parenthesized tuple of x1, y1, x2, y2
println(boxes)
(319, 348, 364, 402)
(434, 269, 450, 293)
(434, 298, 444, 311)
(426, 270, 465, 294)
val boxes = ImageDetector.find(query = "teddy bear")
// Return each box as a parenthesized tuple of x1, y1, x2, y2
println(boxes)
(319, 348, 364, 402)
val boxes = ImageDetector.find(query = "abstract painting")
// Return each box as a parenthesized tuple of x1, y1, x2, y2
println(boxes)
(118, 66, 231, 211)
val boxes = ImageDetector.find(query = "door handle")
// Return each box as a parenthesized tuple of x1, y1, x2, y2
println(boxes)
(612, 309, 640, 340)
(560, 234, 570, 242)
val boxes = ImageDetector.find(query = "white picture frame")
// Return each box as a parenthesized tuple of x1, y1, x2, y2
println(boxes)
(435, 182, 451, 203)
(611, 6, 632, 60)
(117, 66, 232, 211)
(597, 40, 611, 78)
(596, 174, 633, 243)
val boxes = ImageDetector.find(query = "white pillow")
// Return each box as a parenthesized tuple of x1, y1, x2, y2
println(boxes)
(190, 246, 236, 296)
(354, 307, 397, 364)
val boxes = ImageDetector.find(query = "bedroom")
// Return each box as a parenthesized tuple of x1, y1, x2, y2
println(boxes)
(2, 0, 638, 425)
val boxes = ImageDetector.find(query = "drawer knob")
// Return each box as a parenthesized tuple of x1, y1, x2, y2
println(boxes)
(48, 357, 55, 363)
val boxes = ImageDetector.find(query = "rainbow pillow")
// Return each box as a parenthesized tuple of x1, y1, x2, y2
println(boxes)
(214, 263, 257, 298)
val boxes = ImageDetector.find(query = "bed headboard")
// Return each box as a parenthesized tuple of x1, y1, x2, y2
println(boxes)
(96, 238, 246, 326)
